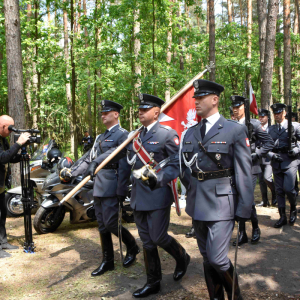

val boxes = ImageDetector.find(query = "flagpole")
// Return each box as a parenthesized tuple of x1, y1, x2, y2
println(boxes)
(59, 62, 215, 205)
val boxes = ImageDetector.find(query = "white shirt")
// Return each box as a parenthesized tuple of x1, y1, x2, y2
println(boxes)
(145, 121, 158, 132)
(262, 123, 268, 131)
(238, 117, 245, 125)
(202, 112, 220, 135)
(107, 123, 119, 131)
(278, 119, 287, 129)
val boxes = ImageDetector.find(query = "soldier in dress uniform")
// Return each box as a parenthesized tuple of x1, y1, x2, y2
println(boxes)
(87, 95, 190, 298)
(256, 109, 277, 207)
(180, 80, 253, 300)
(84, 100, 140, 277)
(229, 106, 236, 120)
(231, 96, 274, 246)
(267, 104, 300, 228)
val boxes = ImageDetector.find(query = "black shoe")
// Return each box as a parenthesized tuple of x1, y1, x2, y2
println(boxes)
(219, 262, 243, 300)
(0, 250, 12, 258)
(133, 248, 162, 298)
(256, 196, 269, 207)
(251, 227, 260, 244)
(1, 243, 19, 250)
(274, 208, 287, 228)
(163, 237, 190, 281)
(203, 262, 225, 300)
(91, 232, 114, 276)
(233, 222, 248, 246)
(186, 226, 196, 238)
(119, 227, 140, 268)
(123, 244, 140, 268)
(289, 206, 297, 225)
(133, 281, 161, 298)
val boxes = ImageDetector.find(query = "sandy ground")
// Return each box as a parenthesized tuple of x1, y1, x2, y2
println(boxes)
(0, 186, 300, 300)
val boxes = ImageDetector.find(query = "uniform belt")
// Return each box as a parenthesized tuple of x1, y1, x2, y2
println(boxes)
(192, 168, 234, 181)
(102, 164, 118, 170)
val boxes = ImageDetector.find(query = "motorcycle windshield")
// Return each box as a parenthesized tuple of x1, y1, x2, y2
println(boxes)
(31, 139, 55, 161)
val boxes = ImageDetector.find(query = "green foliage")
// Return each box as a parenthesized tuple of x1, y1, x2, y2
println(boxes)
(0, 0, 299, 145)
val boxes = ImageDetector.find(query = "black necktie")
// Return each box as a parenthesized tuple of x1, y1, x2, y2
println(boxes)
(142, 127, 148, 137)
(200, 119, 207, 140)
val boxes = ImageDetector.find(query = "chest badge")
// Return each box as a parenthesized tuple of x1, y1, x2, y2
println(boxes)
(148, 141, 159, 145)
(211, 141, 226, 144)
(105, 140, 114, 142)
(215, 153, 221, 160)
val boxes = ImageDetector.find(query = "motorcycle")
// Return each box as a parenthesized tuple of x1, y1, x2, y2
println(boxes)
(33, 150, 134, 234)
(5, 139, 60, 217)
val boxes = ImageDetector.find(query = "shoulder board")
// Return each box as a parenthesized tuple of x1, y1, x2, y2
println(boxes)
(118, 127, 127, 132)
(128, 130, 137, 138)
(159, 125, 172, 131)
(227, 119, 242, 125)
(95, 134, 102, 141)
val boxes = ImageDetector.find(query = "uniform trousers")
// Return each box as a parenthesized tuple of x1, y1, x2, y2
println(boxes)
(0, 192, 7, 244)
(94, 196, 119, 234)
(193, 219, 234, 272)
(134, 207, 172, 250)
(251, 174, 258, 220)
(273, 166, 298, 208)
(258, 164, 273, 195)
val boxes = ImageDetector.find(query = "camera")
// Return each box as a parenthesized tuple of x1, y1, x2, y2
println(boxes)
(9, 125, 41, 145)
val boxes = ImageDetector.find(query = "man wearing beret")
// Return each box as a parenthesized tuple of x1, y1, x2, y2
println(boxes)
(256, 109, 277, 207)
(179, 79, 253, 299)
(267, 104, 300, 228)
(84, 100, 140, 277)
(231, 97, 274, 246)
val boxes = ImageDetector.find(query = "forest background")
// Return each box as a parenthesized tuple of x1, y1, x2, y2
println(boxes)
(0, 0, 299, 163)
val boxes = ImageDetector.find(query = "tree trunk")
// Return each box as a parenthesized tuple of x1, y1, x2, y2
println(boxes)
(70, 0, 78, 160)
(257, 0, 267, 81)
(227, 0, 233, 23)
(209, 0, 216, 81)
(260, 0, 279, 109)
(206, 0, 209, 34)
(83, 0, 92, 135)
(63, 0, 74, 156)
(131, 5, 141, 130)
(165, 1, 173, 102)
(77, 0, 81, 33)
(296, 0, 300, 34)
(177, 2, 184, 71)
(276, 14, 284, 101)
(239, 0, 243, 25)
(246, 0, 252, 82)
(25, 4, 32, 128)
(283, 0, 291, 105)
(4, 0, 26, 186)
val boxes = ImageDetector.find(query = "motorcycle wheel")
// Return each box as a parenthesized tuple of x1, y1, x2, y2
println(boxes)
(5, 193, 24, 217)
(33, 206, 66, 234)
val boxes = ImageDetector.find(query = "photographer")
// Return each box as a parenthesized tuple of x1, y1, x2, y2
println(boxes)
(0, 115, 30, 258)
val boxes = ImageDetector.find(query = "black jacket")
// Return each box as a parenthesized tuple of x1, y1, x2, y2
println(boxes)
(0, 137, 21, 186)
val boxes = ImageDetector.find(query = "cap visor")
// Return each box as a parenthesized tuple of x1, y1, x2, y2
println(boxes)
(139, 105, 154, 109)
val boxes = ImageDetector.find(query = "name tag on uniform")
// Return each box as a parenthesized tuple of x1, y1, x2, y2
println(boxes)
(105, 140, 114, 142)
(185, 142, 192, 144)
(148, 141, 159, 144)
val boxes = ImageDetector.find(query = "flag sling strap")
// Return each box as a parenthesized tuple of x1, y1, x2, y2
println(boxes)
(133, 133, 181, 216)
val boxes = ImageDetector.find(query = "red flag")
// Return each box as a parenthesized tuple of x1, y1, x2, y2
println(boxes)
(249, 82, 258, 115)
(159, 86, 201, 139)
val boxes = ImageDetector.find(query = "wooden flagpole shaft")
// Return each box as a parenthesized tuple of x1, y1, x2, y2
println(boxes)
(59, 62, 214, 205)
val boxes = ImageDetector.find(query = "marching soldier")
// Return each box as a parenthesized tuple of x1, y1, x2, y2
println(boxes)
(267, 104, 300, 228)
(256, 109, 277, 207)
(84, 100, 140, 277)
(229, 106, 236, 120)
(231, 96, 274, 246)
(180, 80, 253, 299)
(88, 95, 190, 298)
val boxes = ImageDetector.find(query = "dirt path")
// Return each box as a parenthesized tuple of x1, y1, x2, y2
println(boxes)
(1, 187, 300, 300)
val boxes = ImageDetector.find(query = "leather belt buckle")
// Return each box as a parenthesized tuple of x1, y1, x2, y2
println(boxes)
(197, 171, 205, 181)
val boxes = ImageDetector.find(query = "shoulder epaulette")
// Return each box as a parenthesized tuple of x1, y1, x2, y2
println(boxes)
(128, 130, 137, 138)
(227, 119, 243, 125)
(118, 127, 127, 132)
(160, 125, 172, 131)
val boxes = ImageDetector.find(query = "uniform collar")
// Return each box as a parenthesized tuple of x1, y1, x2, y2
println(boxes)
(204, 112, 220, 127)
(107, 123, 119, 131)
(238, 117, 245, 125)
(146, 120, 158, 132)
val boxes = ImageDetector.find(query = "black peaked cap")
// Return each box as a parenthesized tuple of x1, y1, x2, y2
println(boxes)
(193, 79, 224, 98)
(138, 94, 165, 109)
(101, 100, 123, 113)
